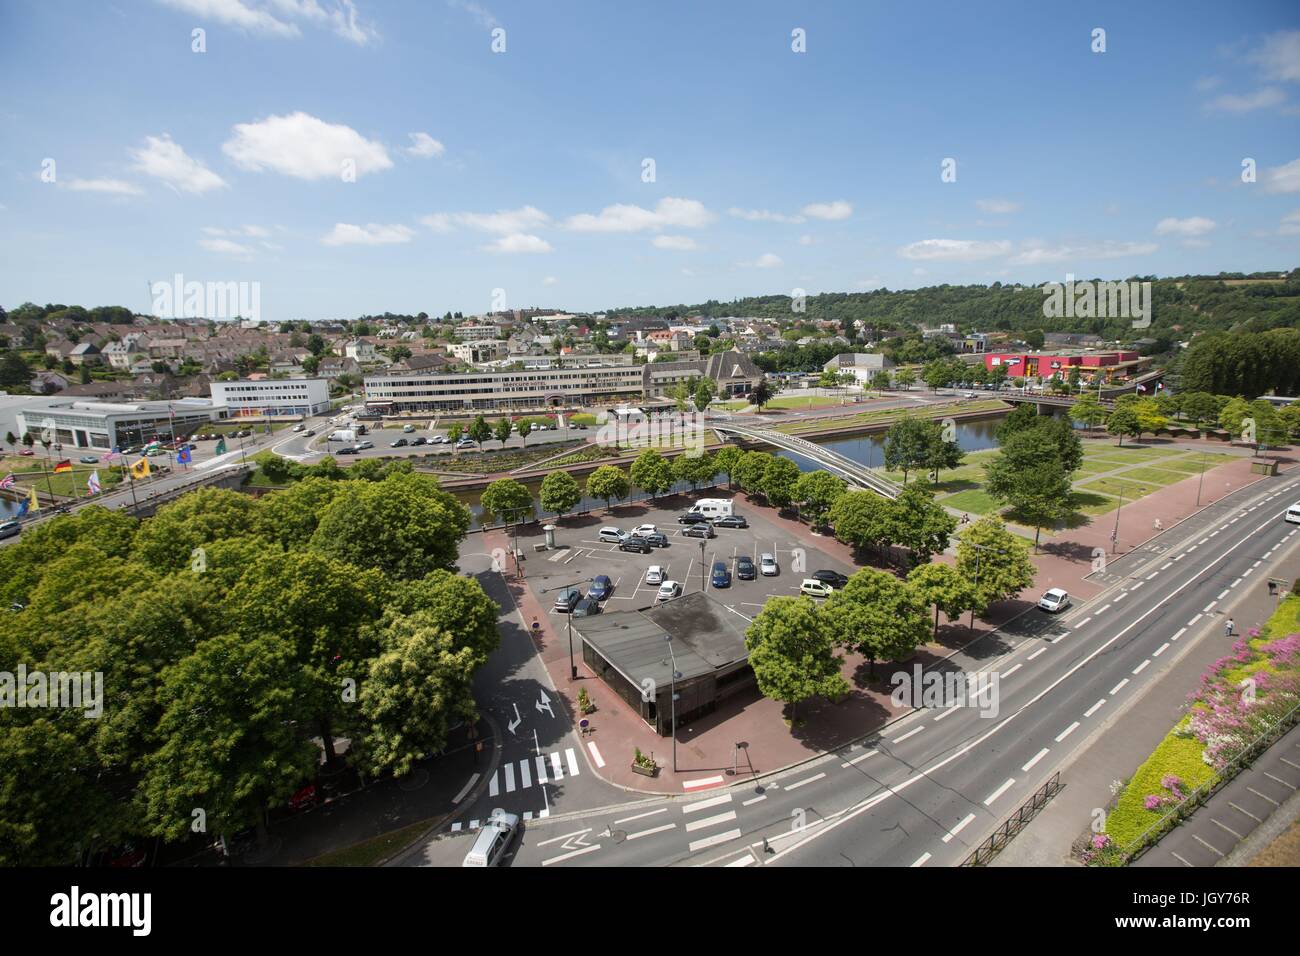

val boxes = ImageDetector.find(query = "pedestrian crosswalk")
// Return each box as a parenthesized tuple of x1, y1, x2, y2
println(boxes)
(488, 747, 581, 797)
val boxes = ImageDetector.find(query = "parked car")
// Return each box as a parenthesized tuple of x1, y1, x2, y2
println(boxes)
(760, 553, 778, 576)
(800, 578, 835, 598)
(736, 555, 756, 580)
(553, 587, 582, 612)
(656, 580, 682, 602)
(291, 424, 305, 432)
(390, 438, 409, 447)
(303, 429, 316, 437)
(0, 520, 21, 540)
(431, 435, 450, 443)
(18, 449, 34, 456)
(711, 561, 731, 588)
(588, 575, 613, 600)
(682, 523, 715, 539)
(646, 565, 664, 585)
(1037, 588, 1071, 613)
(812, 570, 849, 589)
(356, 440, 374, 450)
(411, 436, 429, 446)
(335, 446, 359, 455)
(78, 455, 99, 464)
(629, 524, 657, 538)
(712, 515, 748, 529)
(597, 527, 625, 544)
(642, 532, 669, 548)
(462, 809, 520, 868)
(619, 537, 652, 554)
(455, 438, 477, 449)
(402, 424, 416, 433)
(677, 512, 711, 525)
(573, 597, 603, 618)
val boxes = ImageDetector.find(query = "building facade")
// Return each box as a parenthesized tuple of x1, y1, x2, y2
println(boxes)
(209, 378, 331, 417)
(15, 398, 223, 451)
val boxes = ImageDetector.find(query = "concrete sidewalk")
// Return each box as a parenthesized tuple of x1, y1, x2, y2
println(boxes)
(992, 530, 1300, 867)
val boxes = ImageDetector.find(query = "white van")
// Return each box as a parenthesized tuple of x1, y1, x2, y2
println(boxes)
(1286, 502, 1300, 525)
(688, 498, 733, 519)
(462, 810, 520, 867)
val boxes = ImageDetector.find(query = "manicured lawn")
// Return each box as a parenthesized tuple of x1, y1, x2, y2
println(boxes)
(1079, 476, 1161, 500)
(712, 400, 751, 412)
(941, 488, 999, 515)
(1081, 444, 1179, 463)
(1151, 454, 1236, 474)
(1068, 490, 1121, 517)
(765, 394, 849, 410)
(1120, 466, 1196, 486)
(776, 399, 1009, 435)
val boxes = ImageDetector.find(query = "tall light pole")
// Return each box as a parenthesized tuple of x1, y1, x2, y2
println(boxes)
(541, 577, 593, 680)
(1195, 451, 1207, 508)
(663, 635, 682, 773)
(1111, 482, 1125, 554)
(699, 538, 706, 593)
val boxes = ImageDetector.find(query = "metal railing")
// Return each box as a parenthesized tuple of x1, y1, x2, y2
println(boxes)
(962, 772, 1063, 866)
(713, 422, 901, 499)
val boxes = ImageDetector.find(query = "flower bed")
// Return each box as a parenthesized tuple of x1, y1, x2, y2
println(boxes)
(1086, 595, 1300, 863)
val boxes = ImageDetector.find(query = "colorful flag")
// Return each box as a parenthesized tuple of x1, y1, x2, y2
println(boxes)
(87, 471, 101, 495)
(103, 448, 120, 463)
(215, 438, 227, 455)
(24, 486, 39, 513)
(53, 459, 72, 474)
(130, 458, 151, 481)
(0, 474, 14, 491)
(1136, 384, 1147, 393)
(142, 440, 161, 454)
(177, 446, 192, 465)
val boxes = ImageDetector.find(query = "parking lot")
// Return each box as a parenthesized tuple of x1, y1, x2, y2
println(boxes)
(513, 492, 857, 621)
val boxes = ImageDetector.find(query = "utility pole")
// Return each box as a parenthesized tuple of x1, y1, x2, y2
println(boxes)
(1111, 482, 1125, 554)
(1195, 451, 1207, 508)
(663, 636, 681, 773)
(699, 539, 706, 593)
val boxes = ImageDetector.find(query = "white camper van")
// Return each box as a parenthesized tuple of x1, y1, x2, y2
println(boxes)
(688, 498, 734, 519)
(1285, 501, 1300, 525)
(328, 429, 356, 443)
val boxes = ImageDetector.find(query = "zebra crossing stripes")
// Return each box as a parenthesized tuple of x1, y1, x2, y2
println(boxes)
(490, 748, 580, 797)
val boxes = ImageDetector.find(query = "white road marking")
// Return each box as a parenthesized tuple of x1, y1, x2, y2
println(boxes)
(1153, 642, 1170, 657)
(1084, 699, 1106, 717)
(1146, 572, 1160, 581)
(535, 755, 549, 785)
(565, 748, 580, 776)
(942, 813, 977, 843)
(489, 773, 499, 797)
(1216, 589, 1229, 600)
(452, 774, 479, 804)
(842, 749, 878, 768)
(542, 843, 602, 866)
(911, 852, 931, 867)
(688, 829, 742, 853)
(984, 778, 1016, 806)
(683, 794, 733, 814)
(1055, 722, 1080, 742)
(1110, 678, 1129, 695)
(786, 772, 827, 791)
(1095, 605, 1111, 615)
(585, 742, 604, 769)
(1187, 614, 1203, 627)
(742, 794, 768, 806)
(504, 763, 516, 793)
(1022, 748, 1050, 772)
(1133, 659, 1151, 675)
(891, 726, 924, 744)
(519, 760, 532, 789)
(1203, 602, 1217, 613)
(1171, 627, 1187, 641)
(682, 775, 725, 791)
(1160, 562, 1173, 570)
(685, 811, 738, 833)
(550, 752, 564, 780)
(614, 807, 667, 826)
(627, 823, 677, 841)
(1002, 664, 1023, 678)
(537, 828, 591, 848)
(932, 706, 959, 722)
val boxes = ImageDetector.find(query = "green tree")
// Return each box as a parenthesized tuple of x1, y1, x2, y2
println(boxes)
(955, 517, 1035, 622)
(467, 414, 493, 449)
(668, 381, 692, 413)
(734, 450, 773, 496)
(131, 487, 261, 571)
(586, 465, 629, 510)
(829, 490, 893, 558)
(693, 377, 716, 413)
(894, 367, 917, 389)
(793, 471, 846, 528)
(672, 451, 718, 491)
(493, 417, 513, 448)
(824, 568, 930, 676)
(714, 446, 743, 489)
(761, 456, 802, 509)
(1180, 391, 1219, 428)
(907, 563, 977, 639)
(1105, 404, 1140, 446)
(0, 351, 31, 389)
(745, 596, 848, 720)
(888, 485, 957, 565)
(882, 415, 932, 483)
(1069, 393, 1107, 429)
(750, 378, 776, 409)
(629, 449, 674, 500)
(480, 478, 535, 527)
(539, 470, 581, 518)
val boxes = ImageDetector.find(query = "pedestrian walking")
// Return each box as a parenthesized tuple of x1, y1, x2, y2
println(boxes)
(1225, 617, 1235, 638)
(1153, 517, 1163, 531)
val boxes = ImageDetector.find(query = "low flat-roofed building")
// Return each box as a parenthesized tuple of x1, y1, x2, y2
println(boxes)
(210, 378, 331, 418)
(576, 592, 754, 735)
(14, 397, 224, 451)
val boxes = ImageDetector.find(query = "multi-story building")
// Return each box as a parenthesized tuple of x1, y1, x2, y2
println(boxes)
(449, 339, 509, 364)
(209, 378, 331, 418)
(822, 352, 895, 383)
(14, 397, 223, 451)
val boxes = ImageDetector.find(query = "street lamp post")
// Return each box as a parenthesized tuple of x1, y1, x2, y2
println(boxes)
(663, 636, 682, 773)
(699, 539, 706, 593)
(1195, 451, 1207, 508)
(1111, 482, 1125, 553)
(541, 577, 593, 680)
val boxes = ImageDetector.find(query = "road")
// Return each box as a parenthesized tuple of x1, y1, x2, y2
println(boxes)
(490, 469, 1300, 867)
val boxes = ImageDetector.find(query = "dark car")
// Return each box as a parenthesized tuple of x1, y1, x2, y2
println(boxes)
(573, 597, 603, 618)
(643, 532, 669, 548)
(711, 561, 731, 588)
(712, 515, 748, 529)
(0, 520, 21, 541)
(390, 438, 409, 447)
(410, 436, 429, 446)
(812, 570, 849, 589)
(677, 512, 711, 525)
(619, 537, 652, 554)
(335, 446, 359, 455)
(682, 523, 715, 539)
(736, 555, 756, 580)
(552, 587, 582, 613)
(588, 575, 613, 600)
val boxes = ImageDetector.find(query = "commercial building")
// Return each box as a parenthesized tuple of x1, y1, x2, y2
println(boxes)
(983, 350, 1146, 382)
(209, 378, 331, 418)
(449, 339, 509, 364)
(576, 592, 754, 735)
(13, 397, 224, 451)
(363, 349, 763, 414)
(822, 352, 895, 383)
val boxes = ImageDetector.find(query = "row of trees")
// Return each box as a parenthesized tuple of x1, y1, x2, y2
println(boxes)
(1066, 392, 1300, 451)
(745, 516, 1035, 716)
(0, 472, 493, 865)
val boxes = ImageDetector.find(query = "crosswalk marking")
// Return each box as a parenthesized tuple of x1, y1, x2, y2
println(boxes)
(535, 755, 549, 785)
(489, 774, 499, 797)
(551, 751, 564, 780)
(504, 762, 516, 793)
(484, 750, 584, 798)
(519, 759, 532, 789)
(685, 810, 737, 832)
(565, 748, 581, 776)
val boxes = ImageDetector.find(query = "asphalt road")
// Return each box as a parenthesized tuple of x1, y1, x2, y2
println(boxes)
(484, 470, 1300, 867)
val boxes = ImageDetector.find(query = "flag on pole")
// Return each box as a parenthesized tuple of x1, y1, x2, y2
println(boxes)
(103, 448, 120, 463)
(0, 474, 14, 491)
(1136, 384, 1147, 393)
(130, 458, 151, 481)
(215, 437, 227, 455)
(24, 486, 39, 513)
(142, 440, 162, 454)
(53, 459, 73, 473)
(177, 446, 191, 465)
(87, 471, 101, 495)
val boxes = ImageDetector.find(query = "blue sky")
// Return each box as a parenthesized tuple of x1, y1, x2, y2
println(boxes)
(1, 0, 1298, 321)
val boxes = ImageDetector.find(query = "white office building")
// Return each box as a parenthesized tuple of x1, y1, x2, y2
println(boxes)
(210, 379, 331, 418)
(15, 397, 224, 451)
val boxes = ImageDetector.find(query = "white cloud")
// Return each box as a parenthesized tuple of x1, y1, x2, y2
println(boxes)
(898, 238, 1011, 261)
(63, 177, 142, 196)
(542, 276, 558, 286)
(405, 132, 445, 158)
(797, 234, 814, 246)
(1249, 30, 1300, 83)
(447, 0, 499, 29)
(801, 200, 852, 221)
(1155, 216, 1215, 238)
(223, 112, 392, 180)
(483, 233, 552, 254)
(1007, 240, 1158, 265)
(975, 198, 1020, 214)
(1264, 158, 1300, 193)
(157, 0, 378, 44)
(565, 197, 713, 233)
(652, 235, 698, 251)
(321, 222, 414, 246)
(199, 237, 255, 257)
(728, 207, 803, 223)
(130, 134, 226, 194)
(203, 224, 271, 238)
(1205, 87, 1285, 112)
(421, 206, 549, 235)
(1196, 75, 1223, 92)
(740, 253, 783, 269)
(1277, 210, 1300, 236)
(855, 277, 883, 290)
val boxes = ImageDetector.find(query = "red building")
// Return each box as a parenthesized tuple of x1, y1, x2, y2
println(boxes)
(984, 350, 1142, 381)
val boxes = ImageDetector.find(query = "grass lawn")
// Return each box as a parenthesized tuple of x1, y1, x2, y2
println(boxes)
(1081, 444, 1179, 463)
(1152, 454, 1236, 474)
(713, 400, 751, 412)
(1120, 466, 1197, 486)
(764, 394, 848, 410)
(1068, 490, 1121, 517)
(1079, 475, 1161, 501)
(776, 399, 1008, 435)
(940, 488, 999, 515)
